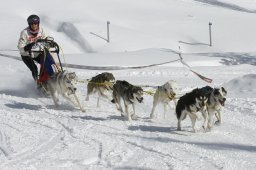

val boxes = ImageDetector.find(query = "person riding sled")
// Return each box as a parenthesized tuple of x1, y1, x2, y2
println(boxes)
(17, 14, 60, 87)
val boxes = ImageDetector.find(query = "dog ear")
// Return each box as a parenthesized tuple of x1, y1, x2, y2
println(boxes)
(221, 87, 227, 95)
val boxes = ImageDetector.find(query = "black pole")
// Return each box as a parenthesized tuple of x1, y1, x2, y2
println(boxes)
(209, 22, 212, 46)
(54, 43, 63, 72)
(107, 21, 110, 43)
(57, 53, 63, 72)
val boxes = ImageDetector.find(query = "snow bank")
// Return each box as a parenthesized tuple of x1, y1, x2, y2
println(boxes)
(224, 74, 256, 97)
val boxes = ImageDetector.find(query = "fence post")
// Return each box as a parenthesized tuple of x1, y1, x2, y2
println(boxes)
(209, 22, 212, 46)
(107, 21, 110, 43)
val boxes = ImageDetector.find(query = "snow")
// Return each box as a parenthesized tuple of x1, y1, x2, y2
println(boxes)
(0, 0, 256, 169)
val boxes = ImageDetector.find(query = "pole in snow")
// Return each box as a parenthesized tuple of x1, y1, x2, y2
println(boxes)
(209, 22, 212, 46)
(90, 21, 111, 43)
(107, 21, 110, 43)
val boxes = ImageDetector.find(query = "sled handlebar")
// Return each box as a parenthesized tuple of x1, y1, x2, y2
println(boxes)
(30, 37, 60, 54)
(30, 50, 59, 53)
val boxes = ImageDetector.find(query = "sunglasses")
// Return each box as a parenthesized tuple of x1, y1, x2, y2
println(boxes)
(31, 22, 39, 25)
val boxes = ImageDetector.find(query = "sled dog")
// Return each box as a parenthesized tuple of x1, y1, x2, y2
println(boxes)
(176, 88, 208, 132)
(86, 72, 115, 107)
(111, 80, 143, 121)
(150, 80, 177, 119)
(200, 86, 227, 129)
(45, 71, 85, 112)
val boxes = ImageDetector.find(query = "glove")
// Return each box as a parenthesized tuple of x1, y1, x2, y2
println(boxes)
(24, 42, 35, 52)
(36, 38, 44, 43)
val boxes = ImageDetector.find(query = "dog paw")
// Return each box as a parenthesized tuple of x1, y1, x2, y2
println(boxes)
(202, 127, 211, 132)
(117, 108, 123, 112)
(207, 125, 212, 129)
(215, 121, 221, 126)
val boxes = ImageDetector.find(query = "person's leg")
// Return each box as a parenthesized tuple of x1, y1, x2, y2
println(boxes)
(34, 53, 44, 76)
(33, 54, 42, 63)
(21, 55, 38, 80)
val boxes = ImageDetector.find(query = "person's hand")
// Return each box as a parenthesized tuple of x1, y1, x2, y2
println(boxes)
(24, 42, 36, 51)
(36, 38, 44, 43)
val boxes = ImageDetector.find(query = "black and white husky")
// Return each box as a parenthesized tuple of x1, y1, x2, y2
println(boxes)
(200, 86, 227, 129)
(150, 80, 177, 119)
(176, 88, 208, 132)
(86, 72, 115, 107)
(111, 80, 144, 121)
(45, 71, 85, 112)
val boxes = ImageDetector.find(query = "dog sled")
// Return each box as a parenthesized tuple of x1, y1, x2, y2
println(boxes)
(29, 37, 85, 112)
(29, 37, 62, 86)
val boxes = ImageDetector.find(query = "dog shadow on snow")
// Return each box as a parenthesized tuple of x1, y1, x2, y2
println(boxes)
(105, 128, 256, 153)
(71, 115, 106, 121)
(129, 125, 178, 134)
(71, 115, 128, 122)
(5, 101, 76, 112)
(5, 101, 42, 110)
(129, 125, 195, 137)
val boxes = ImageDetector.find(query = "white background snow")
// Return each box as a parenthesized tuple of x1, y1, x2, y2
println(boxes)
(0, 0, 256, 169)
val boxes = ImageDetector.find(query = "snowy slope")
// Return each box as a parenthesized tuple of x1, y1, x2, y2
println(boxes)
(0, 0, 256, 169)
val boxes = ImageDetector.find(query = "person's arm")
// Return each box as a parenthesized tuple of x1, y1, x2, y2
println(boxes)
(17, 30, 28, 54)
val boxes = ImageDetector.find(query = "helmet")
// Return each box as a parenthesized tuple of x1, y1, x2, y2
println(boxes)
(27, 14, 40, 25)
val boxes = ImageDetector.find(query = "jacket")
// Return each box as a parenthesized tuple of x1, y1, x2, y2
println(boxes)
(17, 26, 46, 57)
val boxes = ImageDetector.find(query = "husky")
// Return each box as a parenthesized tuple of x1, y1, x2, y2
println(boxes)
(111, 80, 144, 121)
(85, 72, 115, 107)
(176, 88, 208, 132)
(45, 71, 85, 112)
(200, 86, 227, 129)
(150, 80, 177, 119)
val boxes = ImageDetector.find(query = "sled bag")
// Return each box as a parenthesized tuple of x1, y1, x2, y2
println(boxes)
(40, 48, 58, 76)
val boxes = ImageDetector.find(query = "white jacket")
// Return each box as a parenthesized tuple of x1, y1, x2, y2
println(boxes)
(17, 27, 46, 57)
